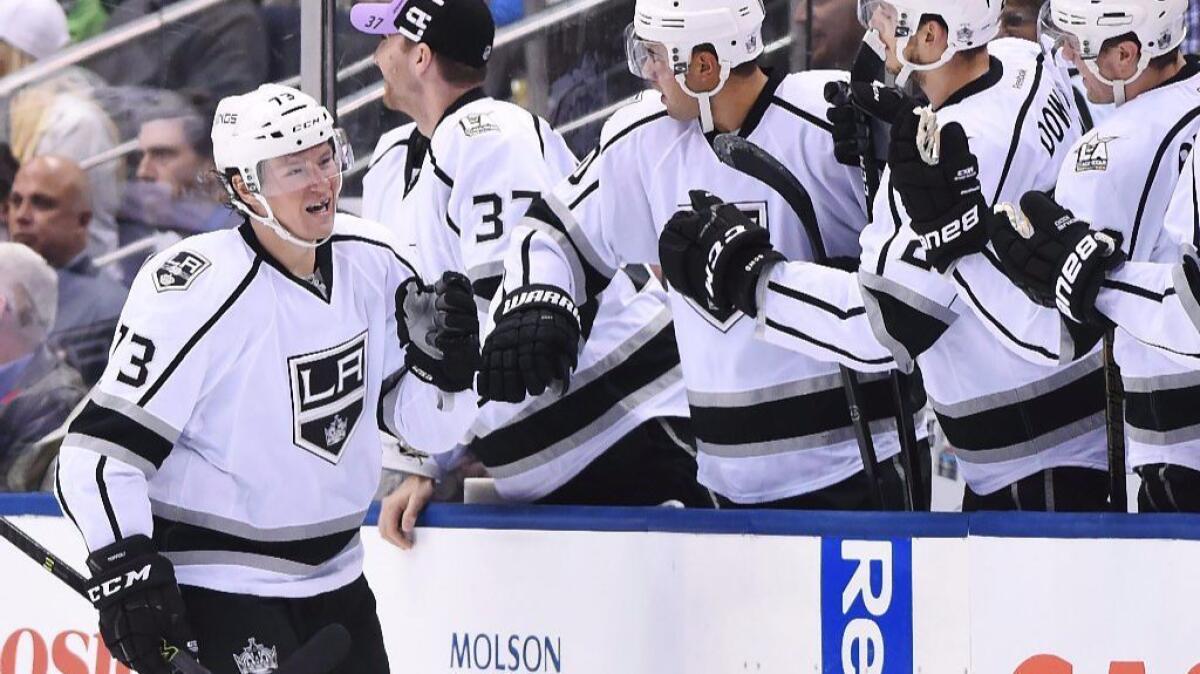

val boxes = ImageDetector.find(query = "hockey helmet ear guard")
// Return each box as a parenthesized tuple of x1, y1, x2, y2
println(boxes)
(628, 0, 765, 132)
(1038, 0, 1188, 107)
(857, 0, 1001, 87)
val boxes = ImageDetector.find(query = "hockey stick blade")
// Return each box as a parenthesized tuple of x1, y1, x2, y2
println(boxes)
(0, 517, 211, 674)
(277, 623, 352, 674)
(711, 133, 887, 509)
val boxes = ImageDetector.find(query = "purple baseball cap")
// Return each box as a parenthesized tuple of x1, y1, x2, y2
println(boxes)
(351, 0, 495, 68)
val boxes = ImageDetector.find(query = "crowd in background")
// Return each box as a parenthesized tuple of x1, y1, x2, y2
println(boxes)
(2, 0, 1200, 501)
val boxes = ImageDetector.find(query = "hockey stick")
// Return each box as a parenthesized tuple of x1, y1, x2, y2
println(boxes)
(0, 516, 352, 674)
(1103, 334, 1128, 511)
(829, 38, 926, 512)
(712, 133, 887, 510)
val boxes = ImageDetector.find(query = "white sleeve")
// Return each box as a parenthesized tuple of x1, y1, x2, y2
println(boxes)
(1097, 252, 1200, 366)
(754, 261, 896, 372)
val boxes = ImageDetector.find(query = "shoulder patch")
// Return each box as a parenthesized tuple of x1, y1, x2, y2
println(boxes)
(460, 112, 500, 137)
(153, 251, 211, 292)
(1075, 136, 1116, 173)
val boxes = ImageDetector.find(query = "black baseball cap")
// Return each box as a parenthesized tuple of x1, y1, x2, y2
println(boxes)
(351, 0, 495, 68)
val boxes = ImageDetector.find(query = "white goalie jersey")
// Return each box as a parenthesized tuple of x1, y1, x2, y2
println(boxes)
(55, 216, 469, 598)
(753, 39, 1107, 494)
(503, 71, 922, 504)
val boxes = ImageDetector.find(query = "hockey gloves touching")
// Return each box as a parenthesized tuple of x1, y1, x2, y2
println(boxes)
(86, 535, 196, 674)
(658, 190, 785, 317)
(396, 271, 481, 393)
(888, 110, 991, 273)
(989, 191, 1125, 325)
(824, 80, 912, 168)
(477, 284, 582, 404)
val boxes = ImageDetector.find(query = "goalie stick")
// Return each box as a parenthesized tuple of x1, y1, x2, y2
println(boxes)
(712, 133, 889, 510)
(0, 516, 352, 674)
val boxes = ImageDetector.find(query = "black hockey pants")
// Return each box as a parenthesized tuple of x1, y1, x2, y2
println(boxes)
(1137, 463, 1200, 513)
(180, 574, 389, 674)
(962, 466, 1109, 512)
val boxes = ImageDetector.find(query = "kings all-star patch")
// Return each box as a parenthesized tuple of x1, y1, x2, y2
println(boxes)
(460, 112, 501, 137)
(152, 251, 211, 292)
(673, 199, 769, 332)
(287, 331, 368, 464)
(1075, 135, 1116, 173)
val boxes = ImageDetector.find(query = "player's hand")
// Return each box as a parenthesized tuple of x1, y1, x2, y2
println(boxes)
(396, 271, 480, 392)
(379, 474, 435, 550)
(477, 284, 581, 403)
(824, 81, 912, 167)
(989, 191, 1125, 324)
(86, 535, 196, 674)
(888, 113, 990, 273)
(658, 190, 784, 316)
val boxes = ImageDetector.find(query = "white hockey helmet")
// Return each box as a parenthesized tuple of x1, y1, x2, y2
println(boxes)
(625, 0, 766, 132)
(1040, 0, 1187, 106)
(212, 84, 353, 248)
(858, 0, 1002, 86)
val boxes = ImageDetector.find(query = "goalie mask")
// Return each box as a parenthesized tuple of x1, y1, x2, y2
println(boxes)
(625, 0, 766, 132)
(857, 0, 1002, 87)
(212, 84, 354, 248)
(1039, 0, 1187, 106)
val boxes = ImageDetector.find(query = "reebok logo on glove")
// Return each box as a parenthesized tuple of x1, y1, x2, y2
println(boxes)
(918, 204, 981, 253)
(87, 563, 153, 604)
(1056, 232, 1117, 321)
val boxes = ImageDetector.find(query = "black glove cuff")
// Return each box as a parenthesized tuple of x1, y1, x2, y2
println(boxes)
(405, 346, 475, 393)
(86, 536, 176, 610)
(729, 249, 786, 317)
(496, 284, 581, 327)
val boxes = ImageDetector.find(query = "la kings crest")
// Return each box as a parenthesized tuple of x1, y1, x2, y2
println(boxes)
(676, 200, 769, 332)
(287, 331, 367, 463)
(153, 251, 210, 292)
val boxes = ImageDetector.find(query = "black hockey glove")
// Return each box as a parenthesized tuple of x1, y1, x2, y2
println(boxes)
(888, 114, 991, 273)
(396, 271, 481, 393)
(86, 535, 195, 674)
(824, 80, 912, 167)
(658, 190, 785, 317)
(477, 284, 581, 403)
(988, 191, 1126, 325)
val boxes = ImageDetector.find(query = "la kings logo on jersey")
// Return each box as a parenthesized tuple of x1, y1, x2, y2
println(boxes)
(153, 251, 210, 292)
(675, 200, 769, 332)
(1075, 136, 1116, 172)
(287, 332, 367, 464)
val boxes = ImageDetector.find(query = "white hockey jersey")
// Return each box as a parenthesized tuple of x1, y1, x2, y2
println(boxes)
(361, 121, 423, 229)
(368, 91, 688, 501)
(504, 71, 922, 504)
(55, 215, 470, 598)
(756, 40, 1106, 495)
(944, 56, 1200, 473)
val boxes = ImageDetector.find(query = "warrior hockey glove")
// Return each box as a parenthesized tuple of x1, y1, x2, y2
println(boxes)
(824, 80, 912, 167)
(86, 535, 195, 674)
(889, 115, 991, 273)
(989, 191, 1126, 325)
(477, 284, 581, 403)
(658, 190, 785, 316)
(396, 271, 481, 393)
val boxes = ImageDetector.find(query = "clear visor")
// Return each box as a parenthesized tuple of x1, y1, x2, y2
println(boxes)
(1037, 2, 1086, 61)
(625, 23, 674, 80)
(858, 0, 902, 37)
(256, 128, 354, 197)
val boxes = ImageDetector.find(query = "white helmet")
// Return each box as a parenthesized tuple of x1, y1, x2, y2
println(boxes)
(858, 0, 1002, 86)
(1040, 0, 1187, 106)
(626, 0, 766, 132)
(212, 84, 353, 248)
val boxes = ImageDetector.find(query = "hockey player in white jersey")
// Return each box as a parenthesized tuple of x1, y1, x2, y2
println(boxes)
(669, 1, 1116, 510)
(478, 0, 925, 509)
(53, 84, 480, 673)
(934, 0, 1200, 512)
(351, 0, 707, 532)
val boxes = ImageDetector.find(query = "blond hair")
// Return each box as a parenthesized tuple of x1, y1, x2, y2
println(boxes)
(0, 40, 35, 79)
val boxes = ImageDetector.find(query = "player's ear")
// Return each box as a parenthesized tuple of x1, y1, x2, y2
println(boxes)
(1112, 39, 1142, 79)
(918, 16, 947, 52)
(689, 48, 721, 89)
(413, 43, 434, 77)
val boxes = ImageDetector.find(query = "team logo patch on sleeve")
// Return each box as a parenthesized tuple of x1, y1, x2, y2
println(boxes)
(460, 113, 500, 137)
(1075, 136, 1115, 172)
(153, 251, 211, 292)
(288, 332, 368, 464)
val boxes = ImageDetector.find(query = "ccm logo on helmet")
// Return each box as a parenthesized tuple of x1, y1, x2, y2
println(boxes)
(917, 204, 980, 252)
(85, 564, 152, 603)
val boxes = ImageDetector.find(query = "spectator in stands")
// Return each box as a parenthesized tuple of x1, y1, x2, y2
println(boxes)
(0, 143, 16, 239)
(6, 156, 126, 386)
(0, 0, 70, 76)
(997, 0, 1042, 42)
(0, 243, 86, 492)
(85, 0, 269, 103)
(1186, 1, 1200, 56)
(791, 0, 863, 70)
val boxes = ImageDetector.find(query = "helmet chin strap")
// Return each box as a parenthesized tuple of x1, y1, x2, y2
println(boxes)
(235, 193, 331, 249)
(894, 37, 957, 88)
(1087, 52, 1150, 108)
(677, 67, 731, 133)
